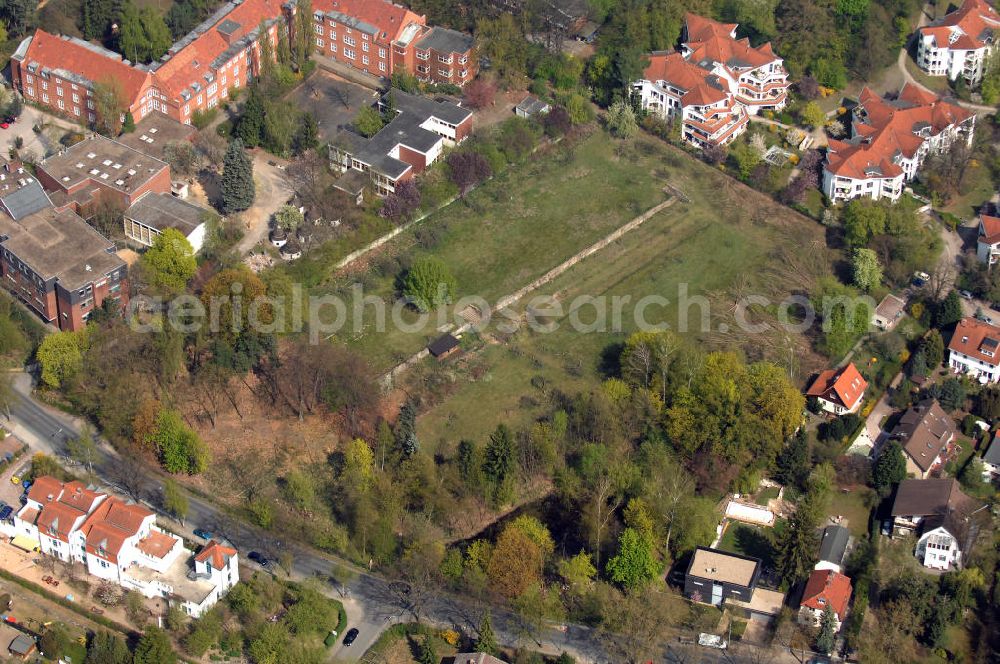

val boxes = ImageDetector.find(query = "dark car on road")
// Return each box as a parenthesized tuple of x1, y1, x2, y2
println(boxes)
(343, 628, 359, 646)
(247, 551, 271, 568)
(0, 504, 12, 521)
(193, 528, 213, 540)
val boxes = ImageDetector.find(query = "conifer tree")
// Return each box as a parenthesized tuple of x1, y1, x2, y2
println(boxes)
(221, 138, 255, 213)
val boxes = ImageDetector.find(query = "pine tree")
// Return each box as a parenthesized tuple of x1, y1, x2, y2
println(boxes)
(294, 0, 314, 66)
(82, 0, 113, 40)
(418, 638, 438, 664)
(395, 400, 416, 449)
(475, 611, 499, 655)
(122, 111, 135, 133)
(236, 85, 265, 148)
(816, 603, 837, 654)
(291, 112, 318, 155)
(221, 138, 255, 213)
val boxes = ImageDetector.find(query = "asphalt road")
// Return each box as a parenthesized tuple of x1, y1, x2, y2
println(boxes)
(4, 375, 783, 664)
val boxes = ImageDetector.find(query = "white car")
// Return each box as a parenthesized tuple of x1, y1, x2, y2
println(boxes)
(698, 633, 727, 649)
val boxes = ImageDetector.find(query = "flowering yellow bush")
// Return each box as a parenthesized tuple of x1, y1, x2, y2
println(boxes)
(768, 124, 777, 132)
(789, 154, 800, 164)
(837, 106, 847, 115)
(439, 630, 460, 646)
(861, 401, 874, 418)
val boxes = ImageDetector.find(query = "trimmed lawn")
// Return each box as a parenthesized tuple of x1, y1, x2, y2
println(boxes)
(755, 486, 780, 506)
(718, 522, 779, 569)
(828, 487, 874, 538)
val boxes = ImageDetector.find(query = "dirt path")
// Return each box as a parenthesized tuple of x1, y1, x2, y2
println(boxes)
(381, 195, 678, 384)
(236, 154, 294, 256)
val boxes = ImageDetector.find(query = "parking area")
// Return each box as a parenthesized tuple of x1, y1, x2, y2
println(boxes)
(285, 70, 379, 142)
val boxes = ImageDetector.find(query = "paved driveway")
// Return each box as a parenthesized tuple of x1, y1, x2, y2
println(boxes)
(235, 154, 295, 256)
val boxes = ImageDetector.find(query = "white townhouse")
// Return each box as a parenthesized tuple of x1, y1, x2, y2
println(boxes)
(823, 85, 975, 204)
(976, 213, 1000, 265)
(948, 316, 1000, 382)
(632, 13, 788, 150)
(917, 0, 1000, 86)
(12, 477, 238, 617)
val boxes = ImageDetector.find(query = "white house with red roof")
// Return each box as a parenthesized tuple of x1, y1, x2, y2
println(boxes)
(798, 569, 852, 631)
(11, 477, 238, 617)
(948, 316, 1000, 382)
(806, 362, 868, 415)
(916, 0, 1000, 86)
(977, 213, 1000, 265)
(632, 13, 788, 149)
(822, 84, 975, 204)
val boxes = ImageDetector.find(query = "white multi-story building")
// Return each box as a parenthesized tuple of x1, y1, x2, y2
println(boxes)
(11, 477, 237, 617)
(976, 213, 1000, 265)
(916, 0, 1000, 86)
(948, 316, 1000, 382)
(632, 13, 788, 149)
(915, 520, 965, 570)
(822, 85, 975, 204)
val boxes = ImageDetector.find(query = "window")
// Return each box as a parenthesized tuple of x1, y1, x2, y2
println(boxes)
(438, 68, 451, 77)
(183, 104, 190, 115)
(41, 81, 48, 90)
(26, 87, 34, 97)
(72, 93, 79, 103)
(416, 50, 429, 60)
(362, 41, 369, 52)
(87, 100, 94, 110)
(330, 30, 336, 40)
(314, 24, 323, 34)
(438, 54, 452, 64)
(56, 87, 63, 97)
(362, 55, 369, 65)
(362, 33, 368, 40)
(379, 48, 386, 58)
(88, 112, 95, 122)
(379, 61, 387, 72)
(459, 55, 468, 64)
(344, 35, 356, 47)
(74, 106, 80, 116)
(220, 76, 227, 87)
(330, 43, 337, 53)
(344, 48, 355, 59)
(208, 83, 218, 95)
(197, 94, 203, 105)
(25, 74, 32, 84)
(234, 66, 240, 77)
(42, 93, 49, 103)
(416, 64, 428, 74)
(316, 38, 324, 48)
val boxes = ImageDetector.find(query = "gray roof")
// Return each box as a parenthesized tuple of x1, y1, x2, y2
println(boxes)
(8, 634, 34, 655)
(125, 192, 209, 236)
(983, 434, 1000, 466)
(389, 90, 472, 127)
(818, 525, 850, 565)
(0, 179, 52, 221)
(416, 27, 474, 55)
(319, 9, 378, 35)
(516, 95, 550, 116)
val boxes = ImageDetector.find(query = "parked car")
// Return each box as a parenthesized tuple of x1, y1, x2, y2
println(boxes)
(960, 290, 974, 300)
(0, 503, 11, 521)
(247, 551, 271, 568)
(192, 528, 213, 540)
(912, 271, 930, 287)
(21, 480, 32, 491)
(9, 475, 19, 485)
(343, 628, 359, 646)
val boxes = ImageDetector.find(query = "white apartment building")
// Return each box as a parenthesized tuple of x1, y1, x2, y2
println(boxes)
(976, 213, 1000, 265)
(11, 477, 237, 617)
(916, 0, 1000, 86)
(822, 85, 975, 204)
(632, 13, 788, 149)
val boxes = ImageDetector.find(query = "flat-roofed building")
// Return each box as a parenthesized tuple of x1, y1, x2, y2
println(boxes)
(684, 546, 761, 606)
(125, 192, 210, 252)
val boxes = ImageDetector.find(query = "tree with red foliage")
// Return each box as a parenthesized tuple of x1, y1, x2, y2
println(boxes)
(463, 78, 497, 110)
(543, 106, 571, 138)
(379, 180, 421, 222)
(447, 151, 492, 195)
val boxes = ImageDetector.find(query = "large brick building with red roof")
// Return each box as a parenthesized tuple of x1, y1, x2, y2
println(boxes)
(632, 13, 788, 149)
(822, 84, 975, 204)
(11, 0, 476, 127)
(917, 0, 1000, 86)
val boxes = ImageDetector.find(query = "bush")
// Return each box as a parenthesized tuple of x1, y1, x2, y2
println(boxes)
(191, 108, 219, 130)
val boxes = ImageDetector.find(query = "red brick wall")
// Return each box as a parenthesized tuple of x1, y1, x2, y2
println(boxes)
(0, 258, 57, 324)
(454, 116, 473, 142)
(397, 145, 427, 173)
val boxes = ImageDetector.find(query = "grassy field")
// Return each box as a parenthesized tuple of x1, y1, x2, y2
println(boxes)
(717, 522, 781, 569)
(329, 130, 680, 370)
(827, 487, 874, 538)
(410, 132, 833, 446)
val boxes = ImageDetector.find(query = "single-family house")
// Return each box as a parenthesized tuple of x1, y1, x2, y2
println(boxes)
(948, 316, 1000, 383)
(976, 213, 1000, 266)
(454, 654, 510, 664)
(981, 432, 1000, 481)
(916, 0, 1000, 86)
(890, 399, 956, 479)
(806, 362, 868, 415)
(684, 547, 761, 606)
(815, 525, 851, 573)
(798, 569, 852, 631)
(890, 478, 983, 570)
(872, 293, 906, 331)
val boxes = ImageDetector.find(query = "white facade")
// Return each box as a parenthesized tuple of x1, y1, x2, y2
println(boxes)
(917, 37, 992, 84)
(948, 347, 1000, 382)
(916, 526, 962, 570)
(916, 0, 1000, 86)
(822, 169, 905, 204)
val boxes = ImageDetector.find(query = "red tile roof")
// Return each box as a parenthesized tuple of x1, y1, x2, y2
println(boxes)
(153, 0, 288, 99)
(20, 30, 151, 103)
(949, 316, 1000, 367)
(313, 0, 425, 43)
(80, 497, 152, 563)
(825, 85, 972, 180)
(980, 214, 1000, 244)
(36, 501, 85, 542)
(195, 540, 238, 570)
(26, 476, 64, 504)
(806, 363, 868, 411)
(642, 51, 730, 107)
(136, 530, 178, 559)
(918, 0, 1000, 51)
(801, 569, 852, 618)
(684, 14, 777, 72)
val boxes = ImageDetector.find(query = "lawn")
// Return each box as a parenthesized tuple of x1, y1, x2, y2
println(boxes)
(327, 130, 681, 371)
(413, 133, 833, 445)
(718, 522, 779, 569)
(939, 161, 996, 220)
(828, 487, 874, 538)
(755, 487, 780, 506)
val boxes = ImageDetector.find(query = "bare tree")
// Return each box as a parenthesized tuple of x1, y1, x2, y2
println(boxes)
(928, 257, 957, 302)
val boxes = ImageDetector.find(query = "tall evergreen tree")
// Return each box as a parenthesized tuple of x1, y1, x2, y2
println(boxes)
(294, 0, 314, 66)
(775, 502, 820, 585)
(872, 440, 906, 496)
(132, 627, 177, 664)
(483, 424, 515, 504)
(82, 0, 113, 40)
(816, 604, 837, 654)
(236, 85, 265, 148)
(85, 631, 131, 664)
(475, 611, 499, 655)
(221, 138, 255, 214)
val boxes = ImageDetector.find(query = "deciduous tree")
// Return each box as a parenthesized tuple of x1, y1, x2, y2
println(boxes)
(141, 228, 197, 292)
(401, 256, 457, 311)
